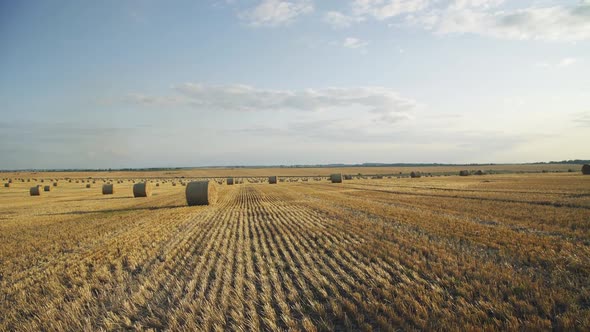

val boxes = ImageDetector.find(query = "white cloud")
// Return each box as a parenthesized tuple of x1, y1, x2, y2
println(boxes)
(324, 11, 365, 28)
(415, 3, 590, 41)
(342, 37, 368, 49)
(533, 57, 580, 69)
(557, 57, 577, 67)
(240, 0, 313, 26)
(352, 0, 430, 20)
(449, 0, 504, 10)
(325, 1, 590, 42)
(125, 83, 418, 124)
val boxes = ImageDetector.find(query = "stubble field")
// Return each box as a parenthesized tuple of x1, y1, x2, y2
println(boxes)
(1, 169, 589, 331)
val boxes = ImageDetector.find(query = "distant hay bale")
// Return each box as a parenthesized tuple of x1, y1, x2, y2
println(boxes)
(156, 183, 160, 187)
(86, 184, 91, 188)
(102, 184, 114, 195)
(172, 182, 177, 186)
(227, 177, 234, 185)
(43, 185, 51, 192)
(330, 173, 343, 183)
(582, 164, 590, 175)
(459, 170, 470, 176)
(30, 186, 42, 196)
(186, 181, 217, 206)
(344, 175, 353, 180)
(53, 182, 58, 187)
(475, 170, 485, 176)
(4, 183, 10, 188)
(269, 176, 277, 184)
(133, 182, 152, 197)
(41, 179, 44, 183)
(410, 171, 422, 178)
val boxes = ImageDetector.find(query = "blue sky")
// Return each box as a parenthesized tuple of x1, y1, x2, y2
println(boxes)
(1, 0, 589, 169)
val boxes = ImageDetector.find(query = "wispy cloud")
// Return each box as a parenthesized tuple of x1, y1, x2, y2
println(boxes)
(323, 1, 590, 42)
(342, 37, 368, 49)
(534, 57, 579, 68)
(324, 11, 365, 28)
(423, 4, 590, 42)
(352, 0, 430, 20)
(239, 0, 313, 26)
(573, 111, 590, 127)
(124, 83, 418, 123)
(557, 57, 578, 67)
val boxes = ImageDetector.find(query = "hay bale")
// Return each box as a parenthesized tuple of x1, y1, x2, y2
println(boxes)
(459, 170, 470, 176)
(344, 175, 353, 180)
(330, 174, 343, 183)
(156, 183, 160, 187)
(475, 170, 485, 176)
(43, 185, 51, 192)
(410, 171, 422, 178)
(30, 186, 42, 196)
(4, 183, 10, 188)
(582, 164, 590, 175)
(133, 182, 152, 197)
(86, 184, 92, 188)
(269, 176, 278, 184)
(186, 181, 217, 206)
(102, 184, 115, 195)
(53, 182, 58, 187)
(227, 177, 234, 185)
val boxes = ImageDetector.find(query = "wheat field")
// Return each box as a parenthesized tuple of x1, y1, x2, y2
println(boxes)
(1, 170, 589, 331)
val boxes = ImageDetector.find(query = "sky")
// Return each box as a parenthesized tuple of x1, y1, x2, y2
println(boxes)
(0, 0, 589, 169)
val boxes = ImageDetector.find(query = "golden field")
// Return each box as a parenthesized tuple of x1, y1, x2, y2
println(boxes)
(1, 168, 589, 331)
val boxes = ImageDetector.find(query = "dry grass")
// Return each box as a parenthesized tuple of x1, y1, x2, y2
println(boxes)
(0, 172, 589, 330)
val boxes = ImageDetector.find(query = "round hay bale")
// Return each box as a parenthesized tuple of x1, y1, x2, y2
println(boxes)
(4, 183, 10, 188)
(330, 174, 343, 183)
(410, 171, 422, 178)
(86, 184, 92, 188)
(53, 182, 58, 187)
(582, 164, 590, 175)
(156, 183, 160, 187)
(269, 176, 278, 184)
(30, 186, 42, 196)
(43, 185, 51, 192)
(133, 182, 152, 197)
(459, 170, 470, 176)
(172, 182, 177, 186)
(475, 170, 485, 176)
(227, 177, 234, 185)
(344, 175, 353, 180)
(186, 181, 217, 206)
(102, 184, 115, 195)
